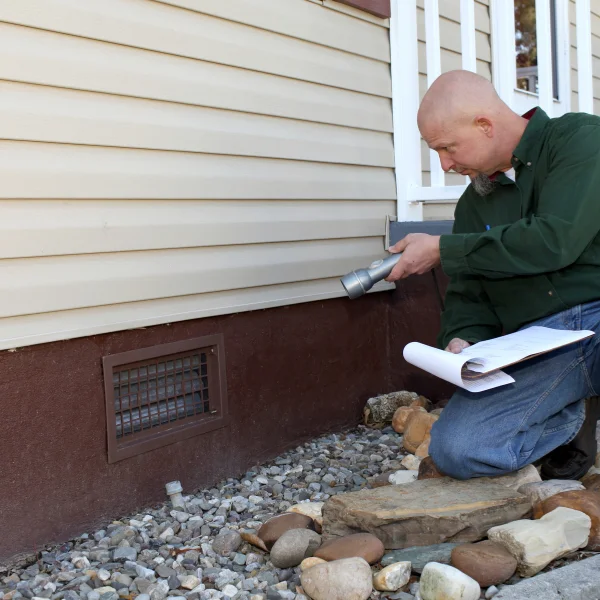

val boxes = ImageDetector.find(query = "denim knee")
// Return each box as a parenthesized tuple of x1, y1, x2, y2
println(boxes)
(428, 420, 480, 480)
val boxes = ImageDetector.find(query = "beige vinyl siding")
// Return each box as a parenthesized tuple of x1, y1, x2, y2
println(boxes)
(0, 0, 395, 350)
(416, 0, 493, 220)
(570, 0, 600, 114)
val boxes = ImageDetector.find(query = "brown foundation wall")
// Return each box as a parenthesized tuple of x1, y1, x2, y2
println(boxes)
(0, 274, 451, 565)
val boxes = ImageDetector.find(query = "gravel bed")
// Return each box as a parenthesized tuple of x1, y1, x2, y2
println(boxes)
(0, 425, 409, 600)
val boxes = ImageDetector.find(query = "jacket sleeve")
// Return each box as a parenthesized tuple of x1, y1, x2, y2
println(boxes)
(437, 200, 503, 349)
(439, 125, 600, 279)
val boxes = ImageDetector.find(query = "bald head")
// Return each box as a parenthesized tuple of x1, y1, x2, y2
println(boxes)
(417, 70, 509, 135)
(416, 70, 528, 193)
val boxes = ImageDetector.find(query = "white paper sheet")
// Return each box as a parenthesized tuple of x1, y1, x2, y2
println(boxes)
(459, 326, 594, 373)
(403, 327, 594, 393)
(403, 342, 515, 392)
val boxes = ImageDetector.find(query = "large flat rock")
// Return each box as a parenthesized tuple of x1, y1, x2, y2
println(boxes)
(322, 478, 532, 550)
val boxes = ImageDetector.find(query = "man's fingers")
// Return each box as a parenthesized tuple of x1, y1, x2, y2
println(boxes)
(445, 338, 471, 353)
(385, 260, 406, 282)
(389, 235, 411, 254)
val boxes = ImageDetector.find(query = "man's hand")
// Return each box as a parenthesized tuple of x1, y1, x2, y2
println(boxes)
(385, 234, 441, 281)
(445, 338, 471, 354)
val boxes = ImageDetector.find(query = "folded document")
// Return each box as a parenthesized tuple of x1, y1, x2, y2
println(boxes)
(403, 326, 594, 392)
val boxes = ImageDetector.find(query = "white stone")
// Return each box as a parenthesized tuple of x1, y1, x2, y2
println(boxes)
(170, 510, 190, 523)
(488, 506, 591, 576)
(129, 519, 145, 528)
(401, 455, 422, 471)
(586, 466, 600, 477)
(135, 564, 156, 580)
(147, 581, 169, 600)
(485, 585, 499, 599)
(389, 470, 418, 485)
(517, 480, 585, 504)
(221, 585, 238, 598)
(420, 563, 480, 600)
(72, 557, 90, 569)
(288, 502, 324, 529)
(180, 576, 200, 590)
(300, 557, 373, 600)
(483, 465, 541, 491)
(373, 561, 411, 592)
(97, 569, 110, 582)
(158, 527, 174, 540)
(595, 452, 600, 468)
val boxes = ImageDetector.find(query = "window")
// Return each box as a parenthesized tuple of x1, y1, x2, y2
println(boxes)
(515, 0, 559, 99)
(103, 335, 228, 462)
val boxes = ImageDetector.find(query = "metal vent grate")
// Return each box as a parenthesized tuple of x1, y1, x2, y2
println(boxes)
(103, 335, 228, 462)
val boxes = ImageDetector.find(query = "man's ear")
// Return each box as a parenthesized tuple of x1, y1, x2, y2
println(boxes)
(474, 116, 493, 137)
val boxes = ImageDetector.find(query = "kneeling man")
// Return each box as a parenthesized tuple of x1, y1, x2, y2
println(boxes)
(387, 70, 600, 481)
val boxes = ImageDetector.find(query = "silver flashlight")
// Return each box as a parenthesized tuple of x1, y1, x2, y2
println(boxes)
(340, 253, 402, 299)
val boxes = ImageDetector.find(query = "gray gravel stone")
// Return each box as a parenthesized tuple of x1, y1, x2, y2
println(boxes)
(269, 530, 321, 569)
(155, 565, 175, 579)
(0, 425, 431, 600)
(113, 547, 138, 562)
(213, 530, 242, 556)
(493, 555, 600, 599)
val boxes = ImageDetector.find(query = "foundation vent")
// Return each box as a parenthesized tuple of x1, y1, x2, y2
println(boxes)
(103, 335, 228, 462)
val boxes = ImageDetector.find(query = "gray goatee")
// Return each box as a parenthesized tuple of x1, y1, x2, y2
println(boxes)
(471, 173, 496, 197)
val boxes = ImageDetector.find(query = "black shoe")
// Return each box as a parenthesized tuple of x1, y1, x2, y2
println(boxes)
(540, 396, 600, 481)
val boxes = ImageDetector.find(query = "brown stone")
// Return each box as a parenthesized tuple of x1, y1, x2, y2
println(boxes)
(314, 533, 385, 564)
(392, 406, 426, 434)
(417, 456, 446, 480)
(368, 472, 394, 488)
(403, 413, 438, 453)
(257, 513, 316, 550)
(415, 434, 431, 458)
(410, 396, 432, 411)
(240, 531, 268, 552)
(582, 473, 600, 493)
(533, 490, 600, 550)
(322, 478, 532, 549)
(450, 540, 517, 587)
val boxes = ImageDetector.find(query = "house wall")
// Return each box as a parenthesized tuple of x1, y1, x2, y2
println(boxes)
(0, 275, 452, 565)
(0, 0, 395, 351)
(570, 0, 600, 113)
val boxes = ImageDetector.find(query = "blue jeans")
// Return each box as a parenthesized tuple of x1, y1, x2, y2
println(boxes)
(429, 301, 600, 479)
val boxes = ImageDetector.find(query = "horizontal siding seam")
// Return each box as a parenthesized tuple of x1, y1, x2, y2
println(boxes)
(0, 137, 397, 169)
(0, 78, 394, 134)
(0, 20, 392, 97)
(152, 0, 391, 57)
(0, 233, 390, 261)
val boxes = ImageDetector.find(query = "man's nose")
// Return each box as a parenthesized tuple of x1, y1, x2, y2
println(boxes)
(439, 154, 454, 172)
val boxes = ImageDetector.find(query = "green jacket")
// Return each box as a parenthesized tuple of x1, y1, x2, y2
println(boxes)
(437, 107, 600, 349)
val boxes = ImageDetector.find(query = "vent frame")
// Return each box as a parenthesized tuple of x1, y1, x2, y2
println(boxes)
(103, 334, 228, 463)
